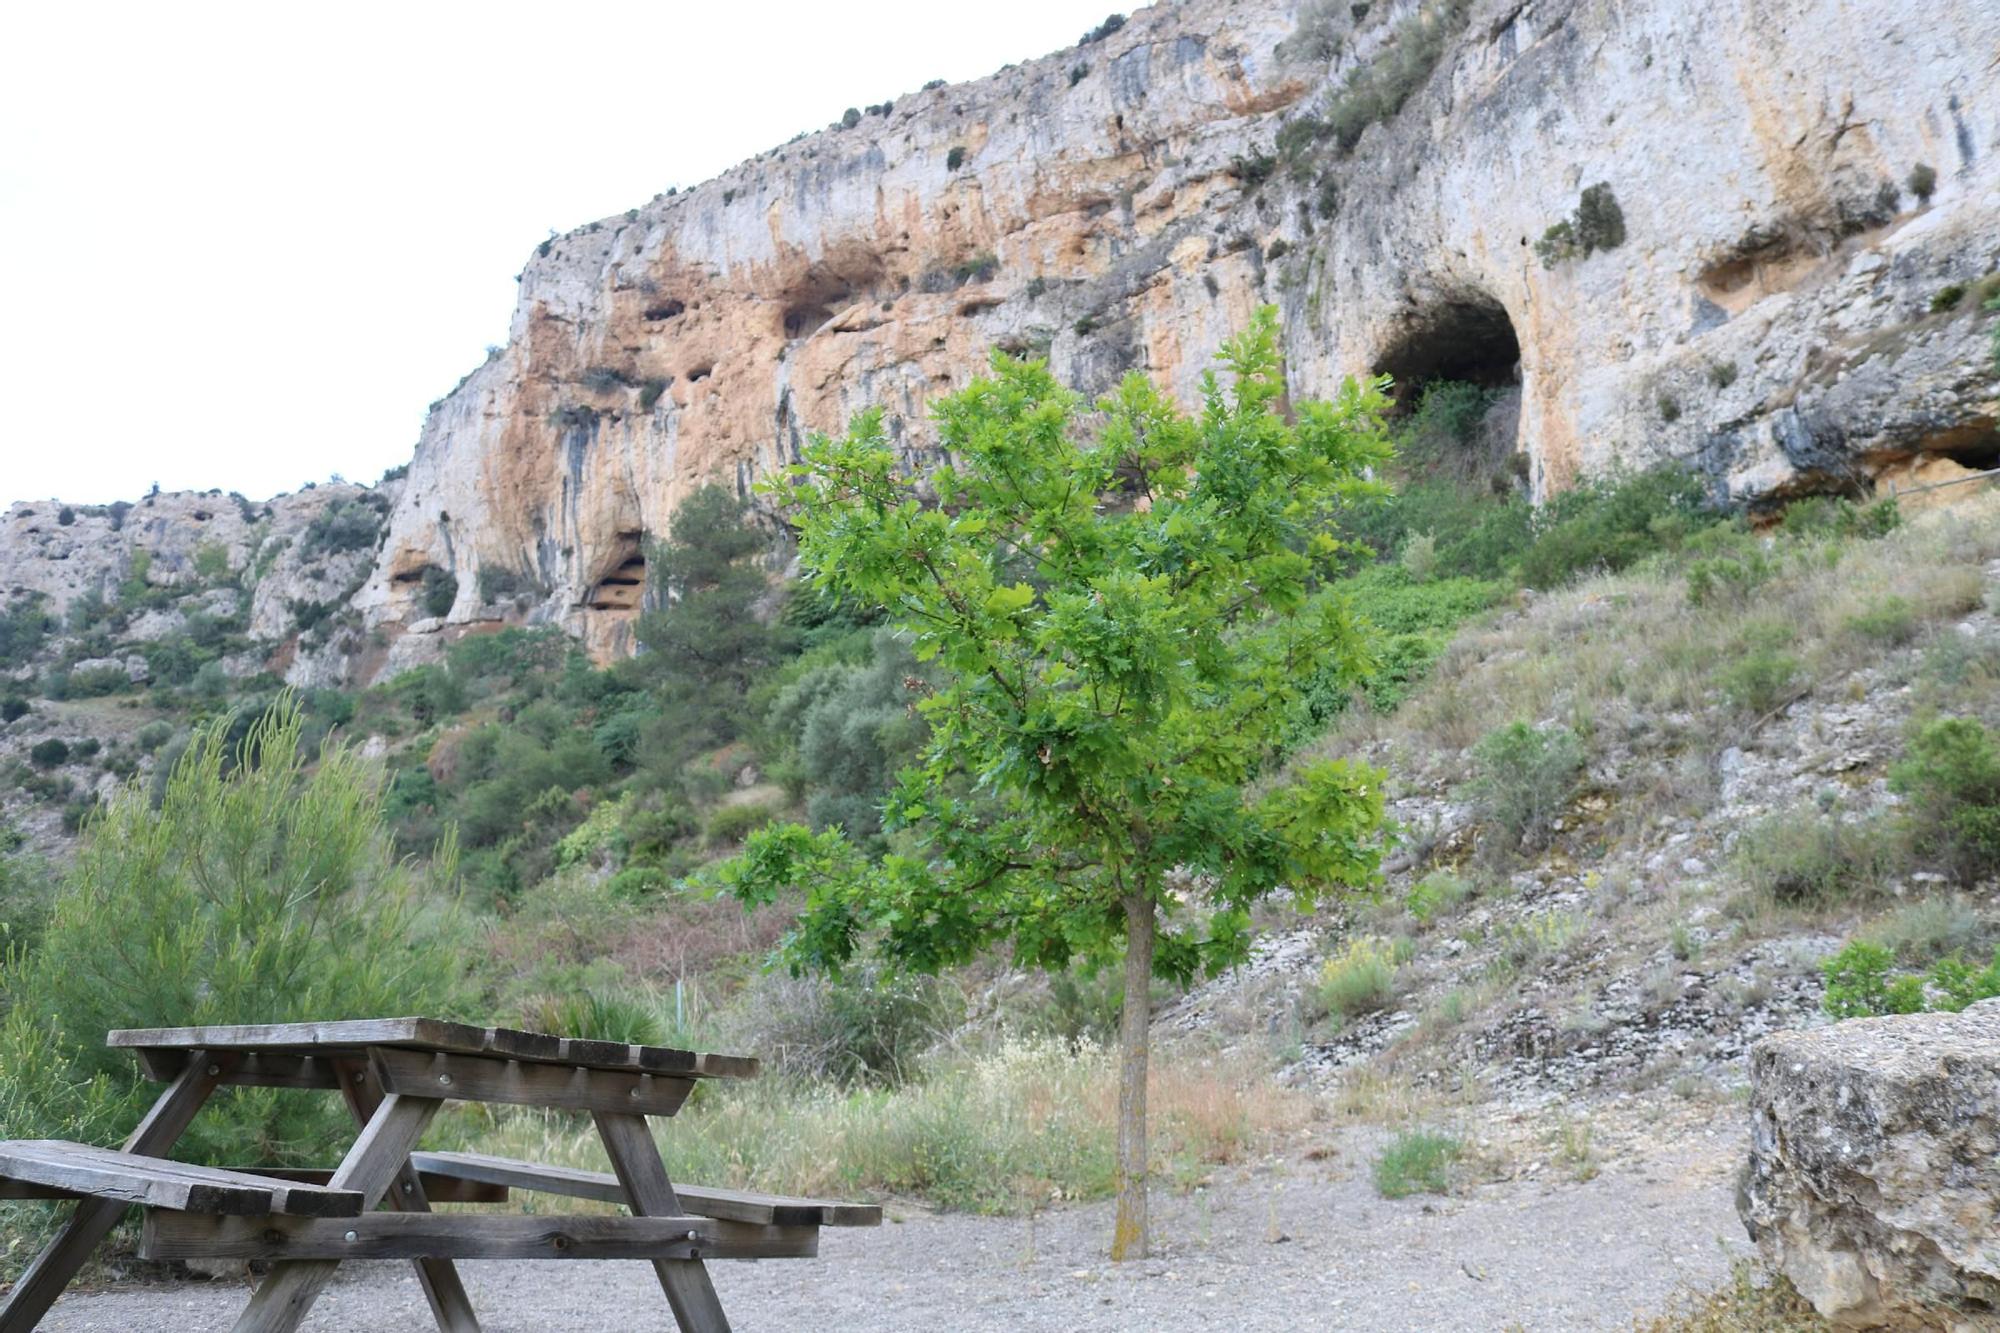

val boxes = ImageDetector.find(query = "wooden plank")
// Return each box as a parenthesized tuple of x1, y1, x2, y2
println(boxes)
(334, 1057, 480, 1333)
(135, 1049, 344, 1090)
(372, 1048, 694, 1118)
(410, 1151, 882, 1227)
(594, 1111, 732, 1333)
(109, 1018, 759, 1080)
(0, 1141, 362, 1217)
(0, 1051, 227, 1333)
(1, 1169, 500, 1205)
(232, 1094, 443, 1333)
(140, 1213, 817, 1263)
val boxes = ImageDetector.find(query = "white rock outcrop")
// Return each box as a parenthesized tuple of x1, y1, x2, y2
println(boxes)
(1740, 1001, 2000, 1327)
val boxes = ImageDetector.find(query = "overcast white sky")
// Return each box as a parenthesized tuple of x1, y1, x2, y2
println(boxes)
(0, 1, 1120, 505)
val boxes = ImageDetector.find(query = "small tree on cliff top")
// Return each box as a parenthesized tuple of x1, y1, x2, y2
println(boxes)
(719, 308, 1391, 1259)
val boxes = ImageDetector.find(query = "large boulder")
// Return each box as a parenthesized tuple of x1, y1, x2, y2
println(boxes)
(1740, 1000, 2000, 1328)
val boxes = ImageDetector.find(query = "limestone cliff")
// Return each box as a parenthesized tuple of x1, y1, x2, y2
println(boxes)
(356, 0, 2000, 673)
(6, 0, 1997, 684)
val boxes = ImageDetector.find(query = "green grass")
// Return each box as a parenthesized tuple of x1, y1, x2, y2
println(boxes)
(1372, 1129, 1461, 1197)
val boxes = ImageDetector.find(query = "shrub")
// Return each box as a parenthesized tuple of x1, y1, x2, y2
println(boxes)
(1080, 12, 1126, 43)
(1685, 532, 1774, 607)
(56, 506, 75, 527)
(1719, 634, 1800, 715)
(731, 964, 963, 1085)
(0, 595, 53, 671)
(1931, 283, 1967, 313)
(1470, 721, 1583, 850)
(839, 107, 861, 130)
(1707, 361, 1739, 389)
(1405, 871, 1473, 927)
(946, 145, 967, 171)
(1399, 531, 1439, 582)
(1732, 808, 1894, 908)
(1821, 939, 2000, 1019)
(1373, 1130, 1461, 1197)
(420, 566, 458, 618)
(1843, 595, 1920, 645)
(299, 498, 384, 557)
(28, 739, 68, 769)
(1515, 465, 1713, 589)
(1907, 162, 1937, 203)
(1535, 182, 1626, 267)
(703, 798, 780, 848)
(1318, 0, 1472, 154)
(0, 697, 27, 723)
(0, 700, 466, 1170)
(1231, 149, 1277, 186)
(953, 253, 999, 285)
(1069, 62, 1088, 86)
(1316, 936, 1400, 1018)
(1280, 0, 1347, 63)
(638, 377, 670, 411)
(1890, 717, 2000, 880)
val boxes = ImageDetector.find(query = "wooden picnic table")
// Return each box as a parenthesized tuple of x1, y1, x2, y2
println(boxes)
(0, 1017, 879, 1333)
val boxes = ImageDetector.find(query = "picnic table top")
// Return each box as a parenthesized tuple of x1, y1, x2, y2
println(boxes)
(106, 1016, 760, 1080)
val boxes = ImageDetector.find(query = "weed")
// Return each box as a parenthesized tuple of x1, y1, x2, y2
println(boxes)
(1317, 936, 1400, 1019)
(1405, 871, 1473, 927)
(1470, 721, 1584, 851)
(1891, 716, 2000, 880)
(1372, 1129, 1461, 1197)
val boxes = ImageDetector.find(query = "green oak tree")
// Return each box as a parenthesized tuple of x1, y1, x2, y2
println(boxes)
(719, 308, 1392, 1258)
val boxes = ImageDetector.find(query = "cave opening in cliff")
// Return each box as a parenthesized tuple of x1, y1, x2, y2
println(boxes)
(1371, 293, 1525, 487)
(587, 534, 648, 614)
(1373, 294, 1521, 402)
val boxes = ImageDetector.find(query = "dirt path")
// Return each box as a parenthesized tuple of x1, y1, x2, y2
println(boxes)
(34, 1122, 1749, 1331)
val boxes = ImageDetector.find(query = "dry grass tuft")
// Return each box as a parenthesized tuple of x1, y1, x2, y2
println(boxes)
(1634, 1260, 1831, 1331)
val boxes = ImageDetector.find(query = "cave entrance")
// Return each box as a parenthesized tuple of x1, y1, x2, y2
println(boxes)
(1373, 293, 1522, 402)
(587, 535, 647, 613)
(1370, 292, 1525, 487)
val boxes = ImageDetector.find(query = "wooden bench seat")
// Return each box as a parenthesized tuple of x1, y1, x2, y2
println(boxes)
(410, 1150, 882, 1227)
(0, 1141, 363, 1217)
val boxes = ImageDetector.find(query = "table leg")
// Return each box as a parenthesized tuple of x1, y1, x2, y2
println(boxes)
(231, 1093, 444, 1333)
(0, 1049, 232, 1333)
(334, 1060, 478, 1333)
(592, 1111, 730, 1333)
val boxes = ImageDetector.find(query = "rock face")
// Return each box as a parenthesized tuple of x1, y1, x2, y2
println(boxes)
(1740, 1001, 2000, 1328)
(357, 0, 2000, 667)
(9, 0, 2000, 680)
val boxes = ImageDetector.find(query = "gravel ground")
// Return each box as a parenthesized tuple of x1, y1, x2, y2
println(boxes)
(32, 1118, 1749, 1332)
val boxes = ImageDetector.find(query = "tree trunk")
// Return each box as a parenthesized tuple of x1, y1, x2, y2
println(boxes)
(1111, 891, 1154, 1261)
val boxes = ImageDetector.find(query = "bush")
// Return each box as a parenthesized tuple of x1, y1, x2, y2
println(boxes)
(1907, 162, 1937, 203)
(1405, 871, 1473, 927)
(1317, 0, 1472, 154)
(945, 145, 967, 171)
(1732, 808, 1895, 908)
(1316, 936, 1401, 1019)
(1719, 642, 1800, 714)
(1890, 717, 2000, 880)
(28, 739, 68, 769)
(1373, 1130, 1461, 1197)
(420, 566, 459, 618)
(0, 699, 467, 1172)
(298, 498, 384, 557)
(1535, 183, 1626, 267)
(704, 798, 780, 848)
(1821, 939, 2000, 1019)
(1469, 721, 1583, 850)
(0, 595, 53, 671)
(1516, 465, 1714, 589)
(1080, 12, 1126, 43)
(731, 964, 963, 1085)
(1843, 595, 1920, 645)
(0, 697, 27, 723)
